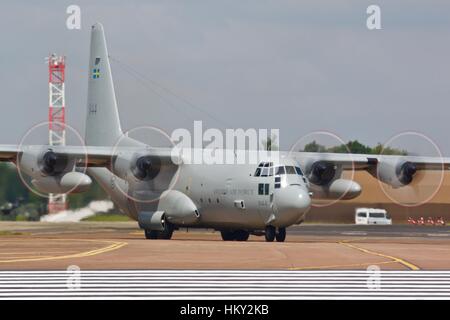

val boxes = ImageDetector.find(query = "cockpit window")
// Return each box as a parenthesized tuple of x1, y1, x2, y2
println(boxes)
(274, 166, 285, 175)
(285, 166, 296, 174)
(295, 166, 304, 176)
(261, 167, 269, 177)
(255, 162, 276, 177)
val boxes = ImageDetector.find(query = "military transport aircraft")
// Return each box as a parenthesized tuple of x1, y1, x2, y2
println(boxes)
(0, 23, 448, 242)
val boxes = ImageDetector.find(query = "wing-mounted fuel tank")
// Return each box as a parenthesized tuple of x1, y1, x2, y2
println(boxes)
(17, 146, 91, 194)
(300, 159, 361, 200)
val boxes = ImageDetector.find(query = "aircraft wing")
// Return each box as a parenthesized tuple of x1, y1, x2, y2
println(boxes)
(0, 145, 178, 167)
(0, 145, 19, 161)
(289, 152, 450, 171)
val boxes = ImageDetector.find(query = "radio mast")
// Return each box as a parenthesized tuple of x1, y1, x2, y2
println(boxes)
(47, 54, 68, 213)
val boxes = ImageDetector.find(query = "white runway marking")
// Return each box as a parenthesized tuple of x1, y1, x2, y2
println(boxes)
(341, 231, 368, 235)
(0, 270, 449, 299)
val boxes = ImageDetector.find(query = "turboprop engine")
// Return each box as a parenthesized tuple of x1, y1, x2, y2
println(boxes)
(17, 146, 92, 194)
(113, 153, 161, 182)
(111, 151, 179, 204)
(304, 160, 361, 200)
(370, 158, 417, 188)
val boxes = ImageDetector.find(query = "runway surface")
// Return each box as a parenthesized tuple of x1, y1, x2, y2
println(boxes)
(0, 222, 449, 271)
(1, 270, 450, 299)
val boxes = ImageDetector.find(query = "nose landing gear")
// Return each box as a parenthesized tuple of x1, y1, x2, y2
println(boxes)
(275, 227, 286, 242)
(265, 226, 286, 242)
(265, 226, 276, 242)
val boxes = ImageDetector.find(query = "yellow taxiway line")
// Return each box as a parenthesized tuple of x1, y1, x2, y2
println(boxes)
(289, 260, 397, 270)
(0, 239, 127, 263)
(290, 238, 421, 270)
(338, 239, 420, 271)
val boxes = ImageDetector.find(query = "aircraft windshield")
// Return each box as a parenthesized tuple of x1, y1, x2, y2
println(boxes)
(285, 166, 296, 174)
(274, 166, 285, 175)
(295, 166, 304, 176)
(254, 163, 304, 177)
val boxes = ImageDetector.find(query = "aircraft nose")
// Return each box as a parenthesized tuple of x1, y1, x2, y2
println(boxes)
(271, 185, 311, 227)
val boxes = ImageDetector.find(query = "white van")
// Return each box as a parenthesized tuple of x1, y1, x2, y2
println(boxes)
(355, 208, 392, 225)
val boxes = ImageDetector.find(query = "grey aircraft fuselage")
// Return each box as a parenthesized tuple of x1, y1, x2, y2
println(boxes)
(89, 155, 311, 233)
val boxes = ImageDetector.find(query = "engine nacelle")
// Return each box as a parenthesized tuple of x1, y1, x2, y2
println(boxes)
(18, 147, 73, 179)
(113, 153, 161, 182)
(306, 161, 340, 186)
(31, 172, 92, 194)
(17, 147, 91, 194)
(371, 158, 417, 188)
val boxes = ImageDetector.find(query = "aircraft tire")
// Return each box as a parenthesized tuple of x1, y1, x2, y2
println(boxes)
(144, 229, 159, 239)
(158, 223, 174, 240)
(235, 230, 250, 241)
(221, 230, 235, 241)
(265, 226, 276, 242)
(276, 227, 286, 242)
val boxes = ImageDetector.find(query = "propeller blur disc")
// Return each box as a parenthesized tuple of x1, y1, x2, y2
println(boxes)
(376, 131, 444, 207)
(16, 121, 87, 199)
(288, 131, 356, 207)
(111, 125, 180, 204)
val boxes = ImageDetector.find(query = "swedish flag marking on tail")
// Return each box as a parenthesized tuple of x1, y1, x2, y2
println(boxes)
(92, 68, 100, 79)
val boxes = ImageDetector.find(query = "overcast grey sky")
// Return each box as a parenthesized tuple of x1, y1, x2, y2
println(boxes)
(1, 1, 450, 153)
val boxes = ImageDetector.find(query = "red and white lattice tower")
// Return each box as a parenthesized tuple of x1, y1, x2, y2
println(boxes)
(47, 54, 68, 213)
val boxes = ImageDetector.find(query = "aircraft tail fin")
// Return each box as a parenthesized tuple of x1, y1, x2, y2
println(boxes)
(85, 23, 123, 147)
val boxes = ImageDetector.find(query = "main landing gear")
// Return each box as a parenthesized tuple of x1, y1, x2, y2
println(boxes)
(220, 230, 250, 241)
(144, 223, 174, 240)
(265, 226, 286, 242)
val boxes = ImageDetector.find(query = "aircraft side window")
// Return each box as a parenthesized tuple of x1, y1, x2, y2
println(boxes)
(264, 184, 269, 195)
(258, 183, 264, 195)
(275, 166, 285, 175)
(268, 167, 274, 176)
(295, 166, 304, 176)
(254, 168, 261, 177)
(286, 166, 296, 174)
(263, 162, 270, 167)
(258, 162, 264, 167)
(258, 183, 270, 195)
